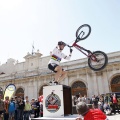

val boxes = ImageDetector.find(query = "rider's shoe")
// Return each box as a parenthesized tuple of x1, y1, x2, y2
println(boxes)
(54, 81, 59, 85)
(49, 81, 52, 86)
(49, 79, 55, 85)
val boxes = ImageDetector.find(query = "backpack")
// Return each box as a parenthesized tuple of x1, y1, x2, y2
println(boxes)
(9, 101, 15, 112)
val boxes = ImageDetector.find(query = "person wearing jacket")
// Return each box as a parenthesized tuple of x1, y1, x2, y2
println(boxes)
(24, 100, 31, 120)
(0, 94, 4, 120)
(76, 101, 107, 120)
(17, 97, 25, 120)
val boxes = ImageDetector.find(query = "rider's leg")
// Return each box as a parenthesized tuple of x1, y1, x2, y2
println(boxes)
(58, 71, 67, 82)
(54, 66, 63, 82)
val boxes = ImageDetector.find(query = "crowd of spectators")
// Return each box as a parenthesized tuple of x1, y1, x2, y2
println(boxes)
(1, 92, 120, 120)
(73, 93, 120, 116)
(0, 94, 43, 120)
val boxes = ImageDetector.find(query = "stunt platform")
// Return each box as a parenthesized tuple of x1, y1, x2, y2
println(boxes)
(43, 85, 72, 117)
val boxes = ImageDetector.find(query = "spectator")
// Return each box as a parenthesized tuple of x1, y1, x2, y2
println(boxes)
(90, 95, 95, 104)
(17, 96, 25, 120)
(24, 100, 31, 120)
(24, 96, 29, 103)
(14, 96, 18, 120)
(103, 102, 111, 115)
(112, 93, 118, 114)
(0, 94, 4, 120)
(4, 96, 9, 120)
(76, 101, 107, 120)
(36, 98, 40, 117)
(99, 95, 104, 112)
(83, 95, 90, 104)
(8, 97, 15, 120)
(92, 99, 98, 109)
(73, 95, 79, 105)
(40, 102, 43, 117)
(39, 95, 43, 117)
(78, 93, 83, 102)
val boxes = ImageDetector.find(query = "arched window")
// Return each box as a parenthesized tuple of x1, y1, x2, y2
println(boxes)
(15, 88, 24, 98)
(71, 81, 87, 96)
(111, 75, 120, 92)
(72, 81, 86, 88)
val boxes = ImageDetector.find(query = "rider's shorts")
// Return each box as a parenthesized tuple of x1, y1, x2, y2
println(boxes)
(48, 63, 58, 73)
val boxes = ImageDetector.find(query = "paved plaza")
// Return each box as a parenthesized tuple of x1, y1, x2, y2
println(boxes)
(30, 114, 120, 120)
(107, 113, 120, 120)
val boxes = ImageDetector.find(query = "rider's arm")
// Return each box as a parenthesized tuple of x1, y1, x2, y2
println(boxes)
(62, 53, 72, 60)
(50, 46, 58, 55)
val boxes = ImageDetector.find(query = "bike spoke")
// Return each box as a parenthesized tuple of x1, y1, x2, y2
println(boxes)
(90, 54, 106, 69)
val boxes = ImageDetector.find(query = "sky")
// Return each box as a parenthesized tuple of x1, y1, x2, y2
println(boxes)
(0, 0, 120, 64)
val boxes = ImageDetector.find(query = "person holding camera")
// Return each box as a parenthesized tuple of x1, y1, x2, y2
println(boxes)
(48, 41, 72, 85)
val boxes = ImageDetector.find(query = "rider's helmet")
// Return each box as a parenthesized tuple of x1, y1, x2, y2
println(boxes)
(58, 41, 66, 46)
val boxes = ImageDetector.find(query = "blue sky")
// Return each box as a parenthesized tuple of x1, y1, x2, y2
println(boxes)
(0, 0, 120, 64)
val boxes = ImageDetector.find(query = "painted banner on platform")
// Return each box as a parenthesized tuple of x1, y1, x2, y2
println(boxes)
(4, 84, 16, 100)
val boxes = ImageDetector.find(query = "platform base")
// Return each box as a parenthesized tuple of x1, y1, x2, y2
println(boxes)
(31, 114, 78, 120)
(43, 85, 72, 118)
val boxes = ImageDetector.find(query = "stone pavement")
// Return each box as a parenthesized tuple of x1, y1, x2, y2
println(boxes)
(107, 113, 120, 120)
(31, 114, 120, 120)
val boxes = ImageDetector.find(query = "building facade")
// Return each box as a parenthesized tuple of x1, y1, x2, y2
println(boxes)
(0, 50, 120, 101)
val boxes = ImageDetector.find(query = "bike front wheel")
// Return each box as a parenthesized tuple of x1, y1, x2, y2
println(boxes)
(76, 24, 91, 42)
(88, 51, 108, 71)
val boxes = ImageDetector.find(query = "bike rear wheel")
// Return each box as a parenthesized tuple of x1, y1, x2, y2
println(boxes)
(88, 51, 108, 71)
(76, 24, 91, 42)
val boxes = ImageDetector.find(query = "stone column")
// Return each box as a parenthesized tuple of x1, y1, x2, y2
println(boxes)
(92, 73, 98, 96)
(86, 72, 93, 97)
(96, 73, 103, 95)
(102, 71, 110, 93)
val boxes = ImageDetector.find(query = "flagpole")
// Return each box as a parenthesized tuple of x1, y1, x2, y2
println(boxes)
(32, 41, 35, 55)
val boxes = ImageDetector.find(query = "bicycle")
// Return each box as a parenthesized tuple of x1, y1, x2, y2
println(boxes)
(66, 24, 108, 71)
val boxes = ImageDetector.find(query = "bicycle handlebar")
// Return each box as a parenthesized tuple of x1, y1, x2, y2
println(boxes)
(65, 44, 73, 48)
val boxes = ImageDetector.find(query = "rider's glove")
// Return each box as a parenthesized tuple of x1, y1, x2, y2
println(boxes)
(70, 49, 73, 53)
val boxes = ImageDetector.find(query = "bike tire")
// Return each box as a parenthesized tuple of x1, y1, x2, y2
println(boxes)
(76, 24, 91, 41)
(88, 51, 108, 71)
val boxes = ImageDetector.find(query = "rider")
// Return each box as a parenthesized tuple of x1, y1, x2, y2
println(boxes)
(48, 41, 73, 85)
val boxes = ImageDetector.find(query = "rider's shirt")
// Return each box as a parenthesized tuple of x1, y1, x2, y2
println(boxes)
(49, 47, 71, 65)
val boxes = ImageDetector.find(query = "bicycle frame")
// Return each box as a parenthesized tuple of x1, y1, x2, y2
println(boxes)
(71, 42, 92, 58)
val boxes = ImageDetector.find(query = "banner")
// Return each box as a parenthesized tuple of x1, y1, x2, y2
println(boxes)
(4, 84, 16, 100)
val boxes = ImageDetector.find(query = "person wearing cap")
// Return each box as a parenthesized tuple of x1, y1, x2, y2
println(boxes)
(76, 101, 107, 120)
(48, 41, 73, 85)
(0, 94, 4, 120)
